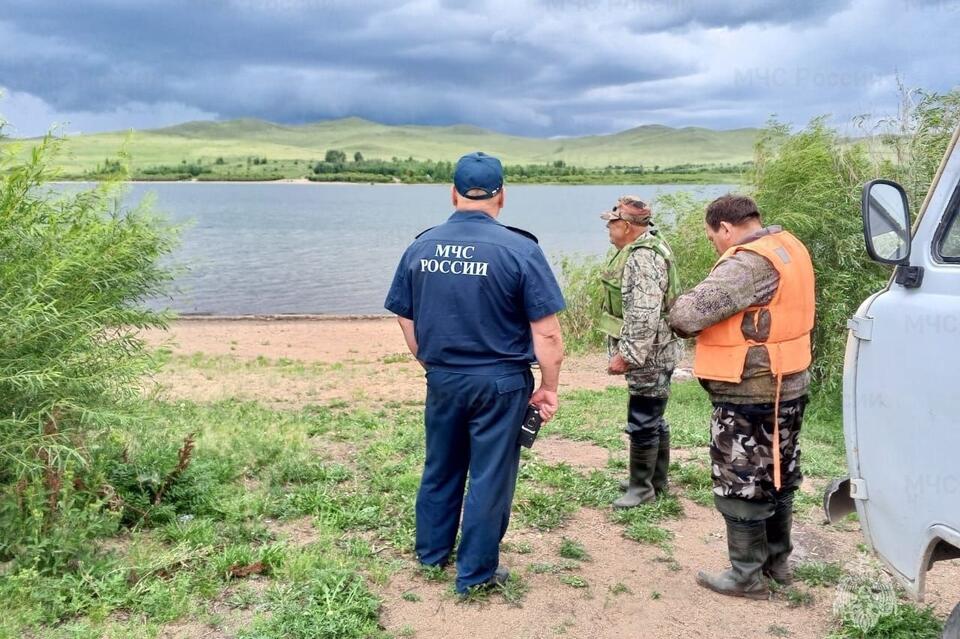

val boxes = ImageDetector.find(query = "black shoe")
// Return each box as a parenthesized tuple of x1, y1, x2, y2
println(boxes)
(474, 566, 510, 590)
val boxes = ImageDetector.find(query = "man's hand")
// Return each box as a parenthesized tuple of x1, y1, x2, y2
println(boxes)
(530, 313, 563, 422)
(529, 386, 559, 423)
(607, 353, 630, 375)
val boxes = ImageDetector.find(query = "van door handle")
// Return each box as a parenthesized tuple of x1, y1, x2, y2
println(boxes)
(847, 316, 873, 341)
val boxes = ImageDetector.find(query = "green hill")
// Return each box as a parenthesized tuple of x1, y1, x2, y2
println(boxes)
(4, 117, 759, 176)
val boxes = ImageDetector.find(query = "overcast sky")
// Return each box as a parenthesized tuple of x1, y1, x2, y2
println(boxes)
(1, 0, 958, 138)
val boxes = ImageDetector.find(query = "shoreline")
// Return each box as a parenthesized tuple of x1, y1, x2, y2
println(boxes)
(51, 176, 741, 187)
(173, 313, 393, 321)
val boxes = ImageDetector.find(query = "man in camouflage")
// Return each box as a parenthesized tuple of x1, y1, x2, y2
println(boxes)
(598, 196, 681, 509)
(668, 194, 814, 600)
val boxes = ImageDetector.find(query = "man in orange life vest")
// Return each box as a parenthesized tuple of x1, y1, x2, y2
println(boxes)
(668, 194, 815, 600)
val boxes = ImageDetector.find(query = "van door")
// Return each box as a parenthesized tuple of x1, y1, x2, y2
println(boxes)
(844, 130, 960, 598)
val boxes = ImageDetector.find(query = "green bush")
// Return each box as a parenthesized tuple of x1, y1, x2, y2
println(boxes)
(0, 130, 178, 572)
(872, 87, 960, 211)
(750, 119, 889, 391)
(105, 435, 238, 527)
(751, 88, 960, 390)
(555, 254, 607, 353)
(657, 191, 719, 290)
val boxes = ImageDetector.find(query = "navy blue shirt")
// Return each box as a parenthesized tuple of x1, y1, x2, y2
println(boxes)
(385, 210, 566, 374)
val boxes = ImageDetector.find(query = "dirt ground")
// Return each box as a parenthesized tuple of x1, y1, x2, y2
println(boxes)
(144, 316, 689, 408)
(144, 317, 960, 639)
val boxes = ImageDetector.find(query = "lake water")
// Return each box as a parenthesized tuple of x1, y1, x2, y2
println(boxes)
(105, 182, 731, 315)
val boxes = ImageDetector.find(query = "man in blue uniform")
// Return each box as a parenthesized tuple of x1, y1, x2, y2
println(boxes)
(385, 151, 566, 594)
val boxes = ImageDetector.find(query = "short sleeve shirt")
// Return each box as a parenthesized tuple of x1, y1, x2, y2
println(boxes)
(384, 210, 566, 374)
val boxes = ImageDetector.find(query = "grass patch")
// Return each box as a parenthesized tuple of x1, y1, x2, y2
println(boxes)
(829, 602, 943, 638)
(416, 564, 450, 583)
(526, 561, 579, 575)
(0, 377, 852, 637)
(501, 541, 534, 555)
(164, 351, 340, 376)
(671, 458, 714, 506)
(559, 575, 589, 589)
(558, 538, 590, 561)
(794, 561, 845, 588)
(782, 586, 815, 608)
(239, 565, 383, 639)
(611, 495, 683, 549)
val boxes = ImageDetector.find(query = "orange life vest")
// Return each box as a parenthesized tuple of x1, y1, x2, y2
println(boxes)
(694, 230, 815, 384)
(694, 230, 815, 490)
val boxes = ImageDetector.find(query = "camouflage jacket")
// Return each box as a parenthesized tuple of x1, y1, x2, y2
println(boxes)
(667, 226, 810, 404)
(607, 240, 682, 396)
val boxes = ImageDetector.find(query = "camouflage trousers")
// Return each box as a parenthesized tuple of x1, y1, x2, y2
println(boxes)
(709, 396, 807, 502)
(608, 337, 678, 399)
(626, 368, 674, 399)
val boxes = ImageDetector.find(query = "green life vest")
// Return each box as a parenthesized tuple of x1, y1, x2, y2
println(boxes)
(598, 230, 680, 338)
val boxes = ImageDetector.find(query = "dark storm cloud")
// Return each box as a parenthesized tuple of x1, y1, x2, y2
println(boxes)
(534, 0, 852, 32)
(0, 0, 957, 137)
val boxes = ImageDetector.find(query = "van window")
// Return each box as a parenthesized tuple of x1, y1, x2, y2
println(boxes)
(942, 213, 960, 259)
(937, 186, 960, 261)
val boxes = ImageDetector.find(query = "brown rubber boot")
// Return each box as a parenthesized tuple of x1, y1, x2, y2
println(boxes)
(763, 490, 795, 585)
(696, 515, 770, 600)
(612, 441, 658, 509)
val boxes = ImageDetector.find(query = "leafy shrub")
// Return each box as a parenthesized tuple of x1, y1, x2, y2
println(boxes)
(750, 120, 889, 391)
(555, 254, 606, 353)
(0, 130, 178, 571)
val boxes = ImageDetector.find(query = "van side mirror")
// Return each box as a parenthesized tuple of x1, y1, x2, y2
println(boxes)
(861, 179, 912, 265)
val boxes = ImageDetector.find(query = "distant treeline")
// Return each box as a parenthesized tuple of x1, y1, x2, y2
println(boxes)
(308, 155, 751, 184)
(81, 152, 749, 184)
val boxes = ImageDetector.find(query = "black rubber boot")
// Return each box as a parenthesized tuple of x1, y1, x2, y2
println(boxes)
(620, 426, 671, 494)
(763, 490, 795, 585)
(618, 395, 667, 493)
(612, 441, 658, 509)
(652, 428, 671, 496)
(696, 514, 770, 600)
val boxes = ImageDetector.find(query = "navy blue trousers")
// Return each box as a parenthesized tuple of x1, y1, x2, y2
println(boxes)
(415, 368, 534, 593)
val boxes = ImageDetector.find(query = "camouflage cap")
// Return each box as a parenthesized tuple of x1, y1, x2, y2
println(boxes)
(599, 196, 654, 225)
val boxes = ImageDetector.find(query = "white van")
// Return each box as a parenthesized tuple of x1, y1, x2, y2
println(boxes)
(825, 126, 960, 637)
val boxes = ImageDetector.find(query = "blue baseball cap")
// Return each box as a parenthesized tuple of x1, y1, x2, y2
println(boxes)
(454, 151, 503, 200)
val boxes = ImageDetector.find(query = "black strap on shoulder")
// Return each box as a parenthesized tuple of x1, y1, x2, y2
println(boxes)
(505, 225, 539, 244)
(415, 226, 436, 239)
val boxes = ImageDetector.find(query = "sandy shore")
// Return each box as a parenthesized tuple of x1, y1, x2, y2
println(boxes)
(143, 316, 659, 407)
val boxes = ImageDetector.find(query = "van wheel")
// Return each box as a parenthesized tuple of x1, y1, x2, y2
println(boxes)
(944, 602, 960, 639)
